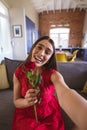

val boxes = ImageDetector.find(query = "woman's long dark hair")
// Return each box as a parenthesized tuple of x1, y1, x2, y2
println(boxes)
(25, 36, 57, 70)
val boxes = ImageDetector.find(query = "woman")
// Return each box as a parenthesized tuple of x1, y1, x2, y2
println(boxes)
(12, 36, 87, 130)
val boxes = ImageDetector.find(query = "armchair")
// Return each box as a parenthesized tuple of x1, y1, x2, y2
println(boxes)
(56, 50, 79, 62)
(56, 53, 67, 62)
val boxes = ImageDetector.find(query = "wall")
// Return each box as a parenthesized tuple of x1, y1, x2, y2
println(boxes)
(39, 9, 86, 47)
(9, 8, 27, 60)
(83, 12, 87, 33)
(82, 12, 87, 47)
(6, 0, 39, 28)
(2, 0, 38, 60)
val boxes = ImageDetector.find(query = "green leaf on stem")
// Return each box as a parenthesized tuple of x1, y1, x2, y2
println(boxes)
(26, 69, 42, 122)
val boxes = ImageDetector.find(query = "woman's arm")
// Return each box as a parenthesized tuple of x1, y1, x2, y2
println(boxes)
(51, 71, 87, 130)
(13, 74, 37, 108)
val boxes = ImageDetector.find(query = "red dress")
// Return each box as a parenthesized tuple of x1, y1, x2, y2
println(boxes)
(12, 62, 65, 130)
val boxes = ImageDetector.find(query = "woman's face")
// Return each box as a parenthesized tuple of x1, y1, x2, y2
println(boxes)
(31, 40, 54, 67)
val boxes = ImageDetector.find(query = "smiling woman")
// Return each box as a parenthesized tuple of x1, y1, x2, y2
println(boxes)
(12, 36, 65, 130)
(12, 36, 87, 130)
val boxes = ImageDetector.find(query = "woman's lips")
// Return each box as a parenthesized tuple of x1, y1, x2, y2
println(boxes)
(34, 56, 43, 63)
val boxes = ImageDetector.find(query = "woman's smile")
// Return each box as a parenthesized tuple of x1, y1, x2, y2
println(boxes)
(34, 55, 43, 63)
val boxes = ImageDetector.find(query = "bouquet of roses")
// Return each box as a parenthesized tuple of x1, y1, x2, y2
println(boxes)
(24, 61, 42, 122)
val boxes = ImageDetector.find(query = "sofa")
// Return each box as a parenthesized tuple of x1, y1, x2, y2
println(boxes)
(0, 57, 87, 130)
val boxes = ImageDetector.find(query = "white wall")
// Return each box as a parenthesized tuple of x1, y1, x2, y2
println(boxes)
(2, 0, 39, 60)
(6, 0, 39, 28)
(10, 8, 27, 60)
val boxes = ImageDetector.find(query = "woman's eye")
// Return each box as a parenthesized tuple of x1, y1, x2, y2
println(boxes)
(36, 45, 42, 50)
(45, 50, 51, 55)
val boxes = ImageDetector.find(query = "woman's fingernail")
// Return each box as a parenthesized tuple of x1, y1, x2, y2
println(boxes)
(34, 99, 38, 103)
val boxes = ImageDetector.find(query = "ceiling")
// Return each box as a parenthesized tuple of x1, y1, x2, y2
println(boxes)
(30, 0, 87, 13)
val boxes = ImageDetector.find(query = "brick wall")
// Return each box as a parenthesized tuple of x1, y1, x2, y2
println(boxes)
(39, 9, 85, 47)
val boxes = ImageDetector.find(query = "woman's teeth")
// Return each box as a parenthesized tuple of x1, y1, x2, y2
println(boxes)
(35, 56, 42, 63)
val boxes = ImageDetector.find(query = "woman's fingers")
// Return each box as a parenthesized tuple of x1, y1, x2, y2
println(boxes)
(29, 99, 38, 106)
(25, 89, 37, 98)
(27, 96, 37, 102)
(26, 96, 38, 106)
(27, 89, 36, 93)
(24, 89, 38, 106)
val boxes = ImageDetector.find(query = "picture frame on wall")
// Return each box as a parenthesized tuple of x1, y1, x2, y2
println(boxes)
(13, 25, 22, 37)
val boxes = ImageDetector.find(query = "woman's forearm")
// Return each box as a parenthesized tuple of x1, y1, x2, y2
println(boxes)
(55, 81, 87, 130)
(14, 98, 29, 108)
(58, 88, 87, 130)
(52, 72, 87, 130)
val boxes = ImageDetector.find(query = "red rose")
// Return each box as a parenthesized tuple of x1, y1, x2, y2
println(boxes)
(24, 61, 35, 71)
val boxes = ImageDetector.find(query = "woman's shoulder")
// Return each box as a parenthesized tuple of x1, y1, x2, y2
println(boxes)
(15, 66, 23, 73)
(51, 69, 64, 82)
(14, 65, 24, 77)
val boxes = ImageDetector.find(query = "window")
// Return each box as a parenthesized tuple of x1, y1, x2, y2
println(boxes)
(50, 28, 70, 49)
(0, 1, 11, 54)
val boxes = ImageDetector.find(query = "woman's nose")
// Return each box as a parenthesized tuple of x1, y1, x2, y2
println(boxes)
(39, 50, 45, 56)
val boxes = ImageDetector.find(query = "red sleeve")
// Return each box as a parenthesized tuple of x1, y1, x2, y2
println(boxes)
(14, 67, 24, 81)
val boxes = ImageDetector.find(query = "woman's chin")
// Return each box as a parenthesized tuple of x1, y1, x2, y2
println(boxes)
(34, 62, 42, 67)
(35, 61, 45, 68)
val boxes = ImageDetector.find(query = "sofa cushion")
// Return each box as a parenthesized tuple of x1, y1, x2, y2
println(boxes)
(57, 62, 87, 90)
(5, 58, 23, 89)
(81, 81, 87, 94)
(0, 64, 10, 89)
(0, 89, 15, 130)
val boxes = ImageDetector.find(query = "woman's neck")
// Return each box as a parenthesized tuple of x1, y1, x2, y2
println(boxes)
(34, 66, 45, 75)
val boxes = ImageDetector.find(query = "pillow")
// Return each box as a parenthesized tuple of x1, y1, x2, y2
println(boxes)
(57, 62, 87, 90)
(5, 58, 23, 89)
(81, 81, 87, 94)
(0, 64, 10, 89)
